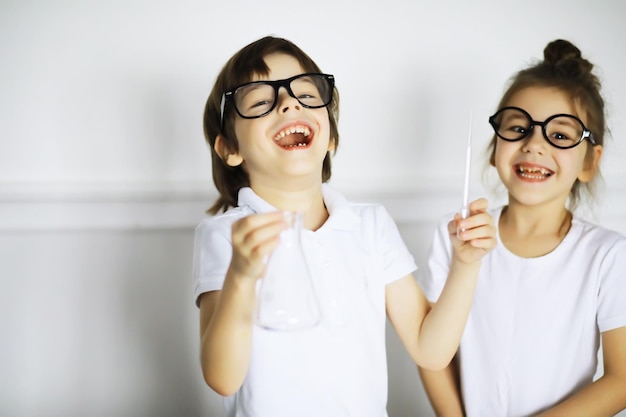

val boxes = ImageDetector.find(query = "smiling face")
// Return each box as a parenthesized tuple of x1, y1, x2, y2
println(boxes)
(219, 53, 334, 191)
(493, 86, 602, 209)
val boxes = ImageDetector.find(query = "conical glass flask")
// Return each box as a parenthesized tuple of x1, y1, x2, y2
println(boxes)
(255, 212, 320, 331)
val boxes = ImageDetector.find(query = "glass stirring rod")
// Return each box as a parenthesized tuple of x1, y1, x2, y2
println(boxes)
(457, 110, 473, 238)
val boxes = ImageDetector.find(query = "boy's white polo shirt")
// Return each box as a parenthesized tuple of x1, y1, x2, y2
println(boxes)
(193, 184, 417, 417)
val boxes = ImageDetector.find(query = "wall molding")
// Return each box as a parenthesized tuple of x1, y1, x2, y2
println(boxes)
(1, 182, 624, 232)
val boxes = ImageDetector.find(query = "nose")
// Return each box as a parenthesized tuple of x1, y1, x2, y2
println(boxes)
(521, 126, 547, 154)
(276, 86, 301, 114)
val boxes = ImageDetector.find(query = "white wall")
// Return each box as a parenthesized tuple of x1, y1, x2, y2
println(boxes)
(1, 1, 625, 416)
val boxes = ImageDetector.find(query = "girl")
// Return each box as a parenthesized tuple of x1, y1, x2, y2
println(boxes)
(193, 36, 496, 417)
(418, 39, 626, 417)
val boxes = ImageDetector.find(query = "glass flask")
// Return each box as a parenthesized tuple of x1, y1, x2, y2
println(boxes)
(255, 212, 320, 331)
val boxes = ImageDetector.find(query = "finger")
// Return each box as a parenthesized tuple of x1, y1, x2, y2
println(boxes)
(468, 198, 489, 214)
(233, 211, 287, 235)
(232, 212, 287, 244)
(447, 218, 460, 235)
(467, 233, 498, 249)
(454, 216, 477, 240)
(458, 210, 494, 232)
(462, 224, 497, 248)
(232, 213, 288, 261)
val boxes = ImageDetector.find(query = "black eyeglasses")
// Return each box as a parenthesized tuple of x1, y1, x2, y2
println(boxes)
(488, 106, 596, 149)
(220, 73, 334, 127)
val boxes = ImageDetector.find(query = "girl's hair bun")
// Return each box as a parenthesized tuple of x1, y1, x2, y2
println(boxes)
(543, 39, 593, 77)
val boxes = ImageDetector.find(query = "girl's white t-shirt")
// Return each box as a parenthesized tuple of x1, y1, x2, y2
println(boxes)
(417, 207, 626, 417)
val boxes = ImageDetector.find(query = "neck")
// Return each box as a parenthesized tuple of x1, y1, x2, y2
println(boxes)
(501, 200, 571, 237)
(250, 181, 328, 231)
(499, 200, 572, 257)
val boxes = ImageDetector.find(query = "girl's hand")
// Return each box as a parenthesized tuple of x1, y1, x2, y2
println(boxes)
(449, 198, 496, 264)
(229, 211, 288, 281)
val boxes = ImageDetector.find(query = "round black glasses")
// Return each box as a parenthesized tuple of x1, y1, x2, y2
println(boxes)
(220, 73, 335, 127)
(488, 106, 596, 149)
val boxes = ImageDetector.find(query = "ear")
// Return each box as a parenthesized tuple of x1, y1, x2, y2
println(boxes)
(578, 145, 603, 183)
(328, 137, 336, 152)
(214, 134, 243, 167)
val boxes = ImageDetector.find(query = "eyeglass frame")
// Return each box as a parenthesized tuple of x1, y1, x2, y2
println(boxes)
(488, 106, 597, 149)
(219, 73, 335, 127)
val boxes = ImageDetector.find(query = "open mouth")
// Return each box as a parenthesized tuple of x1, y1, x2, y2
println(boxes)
(274, 125, 313, 149)
(515, 164, 554, 180)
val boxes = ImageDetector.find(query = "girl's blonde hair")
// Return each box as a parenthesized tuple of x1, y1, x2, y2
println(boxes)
(487, 39, 606, 210)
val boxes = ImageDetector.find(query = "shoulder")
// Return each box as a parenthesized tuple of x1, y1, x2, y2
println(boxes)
(322, 184, 397, 228)
(345, 202, 401, 235)
(573, 217, 626, 248)
(569, 217, 626, 268)
(347, 201, 391, 219)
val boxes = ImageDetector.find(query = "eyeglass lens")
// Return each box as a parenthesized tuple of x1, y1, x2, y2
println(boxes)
(233, 74, 332, 118)
(492, 108, 586, 148)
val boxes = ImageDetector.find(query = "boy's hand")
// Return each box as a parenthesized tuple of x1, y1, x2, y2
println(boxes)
(229, 211, 288, 281)
(449, 198, 496, 264)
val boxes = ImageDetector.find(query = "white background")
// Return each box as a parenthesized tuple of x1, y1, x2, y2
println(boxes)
(1, 0, 625, 416)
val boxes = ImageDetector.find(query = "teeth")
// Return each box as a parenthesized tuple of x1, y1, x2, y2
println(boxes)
(274, 125, 311, 141)
(282, 142, 308, 148)
(518, 165, 552, 178)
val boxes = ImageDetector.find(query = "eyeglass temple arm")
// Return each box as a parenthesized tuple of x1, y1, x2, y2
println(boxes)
(584, 130, 597, 145)
(219, 94, 227, 127)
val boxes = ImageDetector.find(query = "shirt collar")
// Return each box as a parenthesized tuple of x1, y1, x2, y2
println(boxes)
(236, 184, 361, 231)
(237, 187, 277, 214)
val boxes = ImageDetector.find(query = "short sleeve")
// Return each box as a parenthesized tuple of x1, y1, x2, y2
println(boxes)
(192, 218, 233, 306)
(415, 214, 453, 303)
(371, 205, 417, 285)
(597, 238, 626, 332)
